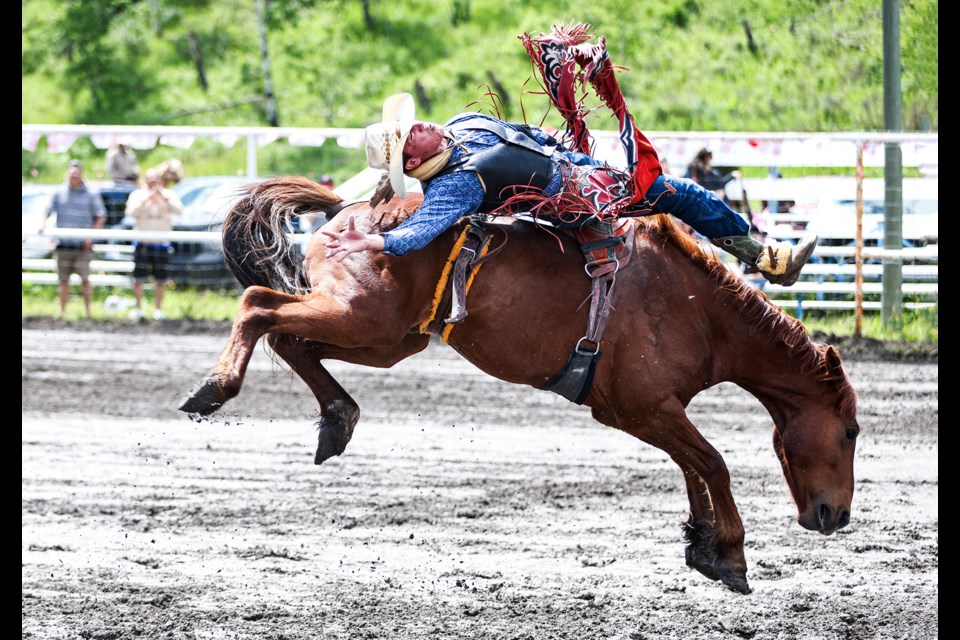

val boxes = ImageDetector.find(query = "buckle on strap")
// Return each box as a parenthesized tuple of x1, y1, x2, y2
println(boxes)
(585, 259, 619, 279)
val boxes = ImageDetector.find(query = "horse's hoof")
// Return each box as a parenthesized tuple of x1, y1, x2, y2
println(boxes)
(313, 401, 359, 465)
(719, 571, 752, 595)
(314, 424, 352, 464)
(686, 545, 751, 594)
(685, 544, 722, 582)
(178, 377, 225, 416)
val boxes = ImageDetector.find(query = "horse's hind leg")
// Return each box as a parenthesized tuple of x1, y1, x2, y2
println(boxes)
(179, 285, 413, 417)
(178, 297, 270, 416)
(267, 332, 430, 464)
(267, 334, 359, 464)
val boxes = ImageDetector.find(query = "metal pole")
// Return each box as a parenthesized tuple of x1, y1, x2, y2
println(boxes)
(855, 143, 864, 338)
(246, 134, 257, 178)
(254, 0, 280, 127)
(882, 0, 904, 326)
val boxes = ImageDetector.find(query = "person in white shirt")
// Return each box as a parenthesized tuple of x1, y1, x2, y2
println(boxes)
(124, 168, 183, 320)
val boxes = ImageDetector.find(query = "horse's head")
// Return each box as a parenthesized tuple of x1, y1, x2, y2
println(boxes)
(772, 346, 859, 535)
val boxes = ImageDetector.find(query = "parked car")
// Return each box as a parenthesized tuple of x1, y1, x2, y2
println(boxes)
(96, 182, 136, 227)
(804, 202, 939, 249)
(111, 175, 266, 287)
(22, 184, 60, 259)
(726, 176, 938, 258)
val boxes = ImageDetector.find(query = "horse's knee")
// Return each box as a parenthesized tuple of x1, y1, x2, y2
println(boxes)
(698, 453, 731, 485)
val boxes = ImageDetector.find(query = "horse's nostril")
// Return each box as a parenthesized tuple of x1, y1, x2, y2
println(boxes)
(838, 509, 850, 528)
(819, 503, 832, 527)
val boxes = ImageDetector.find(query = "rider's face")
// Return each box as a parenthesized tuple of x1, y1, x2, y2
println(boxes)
(403, 122, 447, 170)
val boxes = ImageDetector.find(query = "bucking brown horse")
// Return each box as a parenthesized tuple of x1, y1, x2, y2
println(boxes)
(180, 176, 859, 594)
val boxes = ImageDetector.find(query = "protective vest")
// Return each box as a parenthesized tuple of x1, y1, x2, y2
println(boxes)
(430, 115, 559, 214)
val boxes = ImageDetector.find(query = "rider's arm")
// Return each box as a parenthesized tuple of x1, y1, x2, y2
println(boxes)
(380, 171, 484, 256)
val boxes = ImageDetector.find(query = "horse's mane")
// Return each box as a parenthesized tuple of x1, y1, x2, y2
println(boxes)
(637, 214, 858, 421)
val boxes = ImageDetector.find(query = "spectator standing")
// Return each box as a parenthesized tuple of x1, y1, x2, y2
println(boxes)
(125, 168, 183, 320)
(685, 147, 740, 200)
(40, 160, 106, 319)
(318, 173, 335, 189)
(105, 137, 141, 185)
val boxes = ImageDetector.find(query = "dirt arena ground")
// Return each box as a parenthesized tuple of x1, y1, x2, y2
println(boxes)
(22, 319, 938, 639)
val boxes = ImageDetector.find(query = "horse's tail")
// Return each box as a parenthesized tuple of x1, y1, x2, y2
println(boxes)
(222, 176, 342, 293)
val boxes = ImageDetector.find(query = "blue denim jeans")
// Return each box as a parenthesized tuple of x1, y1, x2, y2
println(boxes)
(557, 149, 750, 238)
(643, 173, 749, 239)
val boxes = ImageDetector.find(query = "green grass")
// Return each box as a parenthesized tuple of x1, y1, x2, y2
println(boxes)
(801, 306, 938, 342)
(22, 282, 937, 343)
(21, 282, 240, 321)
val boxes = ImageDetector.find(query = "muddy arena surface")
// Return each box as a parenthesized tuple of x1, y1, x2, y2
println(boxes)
(22, 320, 938, 640)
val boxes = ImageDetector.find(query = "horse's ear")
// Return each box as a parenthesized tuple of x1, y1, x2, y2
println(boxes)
(824, 346, 844, 378)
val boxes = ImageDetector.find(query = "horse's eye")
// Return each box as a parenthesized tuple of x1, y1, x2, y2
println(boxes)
(845, 428, 859, 440)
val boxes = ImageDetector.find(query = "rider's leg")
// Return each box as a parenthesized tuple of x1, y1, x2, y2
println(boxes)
(520, 31, 591, 154)
(646, 173, 819, 286)
(568, 37, 661, 205)
(521, 25, 661, 213)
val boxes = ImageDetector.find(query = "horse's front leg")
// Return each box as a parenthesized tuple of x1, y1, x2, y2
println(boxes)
(179, 285, 412, 417)
(615, 400, 750, 594)
(678, 468, 723, 575)
(267, 332, 430, 464)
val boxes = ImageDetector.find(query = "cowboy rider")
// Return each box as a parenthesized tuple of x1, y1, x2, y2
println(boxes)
(323, 25, 817, 287)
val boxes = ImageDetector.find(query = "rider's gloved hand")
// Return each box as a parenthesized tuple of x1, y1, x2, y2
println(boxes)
(369, 172, 395, 208)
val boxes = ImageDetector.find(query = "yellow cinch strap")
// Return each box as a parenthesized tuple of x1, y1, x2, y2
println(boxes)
(417, 225, 490, 343)
(441, 237, 489, 344)
(418, 227, 468, 336)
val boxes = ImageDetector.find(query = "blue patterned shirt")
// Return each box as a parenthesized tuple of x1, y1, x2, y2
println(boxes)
(46, 182, 106, 248)
(381, 114, 592, 256)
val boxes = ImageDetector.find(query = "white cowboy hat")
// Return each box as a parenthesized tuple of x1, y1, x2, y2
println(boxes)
(364, 93, 416, 198)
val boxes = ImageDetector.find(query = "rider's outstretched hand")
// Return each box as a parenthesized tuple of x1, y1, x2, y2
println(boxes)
(322, 215, 384, 261)
(369, 172, 395, 208)
(322, 215, 362, 261)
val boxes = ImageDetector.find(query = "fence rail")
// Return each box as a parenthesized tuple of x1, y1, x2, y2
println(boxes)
(23, 229, 938, 316)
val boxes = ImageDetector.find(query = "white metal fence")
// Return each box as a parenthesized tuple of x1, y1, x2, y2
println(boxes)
(22, 228, 938, 316)
(23, 125, 938, 315)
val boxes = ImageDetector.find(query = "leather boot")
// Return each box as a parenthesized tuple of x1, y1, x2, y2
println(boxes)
(712, 235, 819, 287)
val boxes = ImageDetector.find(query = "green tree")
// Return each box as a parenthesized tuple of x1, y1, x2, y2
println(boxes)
(56, 0, 158, 122)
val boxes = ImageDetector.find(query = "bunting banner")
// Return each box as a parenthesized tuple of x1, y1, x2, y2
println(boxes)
(46, 134, 79, 153)
(255, 132, 280, 148)
(211, 133, 239, 148)
(22, 132, 41, 151)
(158, 134, 196, 149)
(287, 132, 326, 147)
